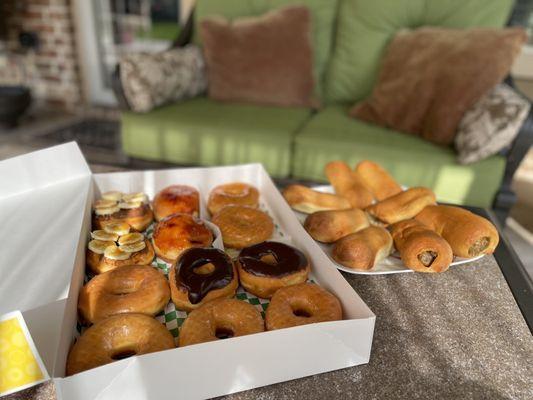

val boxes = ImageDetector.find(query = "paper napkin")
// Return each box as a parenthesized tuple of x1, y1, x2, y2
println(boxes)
(0, 311, 49, 396)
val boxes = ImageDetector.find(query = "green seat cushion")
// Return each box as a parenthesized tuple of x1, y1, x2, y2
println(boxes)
(193, 0, 338, 100)
(325, 0, 514, 104)
(293, 106, 506, 207)
(121, 98, 311, 177)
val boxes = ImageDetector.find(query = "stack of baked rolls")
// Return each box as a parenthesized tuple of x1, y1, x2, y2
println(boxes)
(69, 182, 344, 375)
(283, 160, 499, 273)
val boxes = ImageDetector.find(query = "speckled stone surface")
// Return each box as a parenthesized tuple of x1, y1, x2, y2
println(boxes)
(5, 256, 532, 400)
(219, 256, 533, 400)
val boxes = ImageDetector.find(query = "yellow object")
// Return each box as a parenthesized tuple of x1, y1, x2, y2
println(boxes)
(0, 313, 46, 395)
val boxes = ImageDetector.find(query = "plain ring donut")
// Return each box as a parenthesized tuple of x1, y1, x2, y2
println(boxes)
(78, 265, 170, 323)
(212, 205, 274, 249)
(265, 283, 342, 330)
(207, 182, 259, 215)
(178, 298, 264, 347)
(66, 313, 174, 375)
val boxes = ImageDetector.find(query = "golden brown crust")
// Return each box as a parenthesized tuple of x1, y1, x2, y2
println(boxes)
(168, 262, 239, 312)
(355, 160, 403, 201)
(365, 187, 436, 225)
(152, 213, 213, 263)
(93, 205, 154, 232)
(331, 226, 393, 270)
(207, 182, 259, 215)
(304, 208, 370, 243)
(282, 184, 351, 214)
(178, 298, 264, 347)
(325, 161, 374, 209)
(211, 205, 273, 249)
(415, 205, 499, 258)
(265, 283, 342, 330)
(153, 185, 199, 221)
(389, 219, 453, 273)
(78, 265, 170, 323)
(66, 314, 174, 375)
(86, 239, 155, 275)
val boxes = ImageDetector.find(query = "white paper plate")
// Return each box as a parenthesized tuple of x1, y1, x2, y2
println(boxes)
(293, 185, 484, 275)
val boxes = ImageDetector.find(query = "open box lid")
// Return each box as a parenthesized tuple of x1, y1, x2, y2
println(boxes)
(0, 144, 375, 399)
(0, 143, 93, 383)
(0, 142, 92, 315)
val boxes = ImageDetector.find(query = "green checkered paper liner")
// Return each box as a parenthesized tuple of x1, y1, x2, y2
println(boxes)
(79, 199, 309, 344)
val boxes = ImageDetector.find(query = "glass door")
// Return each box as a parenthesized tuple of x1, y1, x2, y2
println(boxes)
(74, 0, 182, 106)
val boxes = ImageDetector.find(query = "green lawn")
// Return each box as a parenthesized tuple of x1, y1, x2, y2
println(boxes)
(136, 22, 181, 41)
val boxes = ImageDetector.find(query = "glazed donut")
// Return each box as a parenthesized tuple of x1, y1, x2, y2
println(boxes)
(169, 247, 238, 311)
(265, 283, 342, 330)
(207, 182, 259, 215)
(152, 213, 213, 263)
(86, 238, 155, 275)
(237, 241, 310, 298)
(178, 298, 264, 347)
(93, 192, 153, 232)
(153, 185, 199, 221)
(66, 313, 174, 375)
(212, 205, 274, 249)
(78, 265, 170, 323)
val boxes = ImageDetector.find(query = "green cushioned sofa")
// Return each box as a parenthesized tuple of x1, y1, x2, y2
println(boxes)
(119, 0, 532, 219)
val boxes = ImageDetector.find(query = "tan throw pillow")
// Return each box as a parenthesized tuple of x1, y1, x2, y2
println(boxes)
(455, 84, 530, 164)
(350, 27, 527, 145)
(200, 5, 317, 108)
(120, 45, 207, 113)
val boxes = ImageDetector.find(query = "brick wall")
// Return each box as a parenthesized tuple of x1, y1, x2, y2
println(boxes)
(0, 0, 83, 110)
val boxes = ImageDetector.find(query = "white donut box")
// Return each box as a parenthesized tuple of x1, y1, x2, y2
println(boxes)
(0, 143, 375, 400)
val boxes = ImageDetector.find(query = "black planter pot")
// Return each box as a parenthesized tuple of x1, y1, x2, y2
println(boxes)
(0, 85, 32, 129)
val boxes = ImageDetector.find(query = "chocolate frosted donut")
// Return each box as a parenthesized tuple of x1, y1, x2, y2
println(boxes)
(237, 241, 311, 298)
(169, 247, 238, 311)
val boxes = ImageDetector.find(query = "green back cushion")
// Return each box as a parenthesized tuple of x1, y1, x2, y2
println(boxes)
(193, 0, 338, 100)
(325, 0, 514, 104)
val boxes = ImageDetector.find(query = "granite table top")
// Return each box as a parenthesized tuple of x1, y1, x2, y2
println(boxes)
(7, 256, 533, 400)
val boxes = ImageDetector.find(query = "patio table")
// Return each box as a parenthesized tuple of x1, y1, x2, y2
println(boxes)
(5, 190, 532, 400)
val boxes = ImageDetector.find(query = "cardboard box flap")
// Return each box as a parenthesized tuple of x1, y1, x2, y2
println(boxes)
(0, 142, 91, 198)
(0, 143, 92, 314)
(56, 319, 374, 400)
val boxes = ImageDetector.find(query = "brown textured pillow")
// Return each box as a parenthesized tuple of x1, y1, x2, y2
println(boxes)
(200, 5, 317, 108)
(350, 27, 527, 145)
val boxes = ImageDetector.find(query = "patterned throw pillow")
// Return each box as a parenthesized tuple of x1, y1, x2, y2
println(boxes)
(455, 84, 530, 164)
(120, 45, 207, 113)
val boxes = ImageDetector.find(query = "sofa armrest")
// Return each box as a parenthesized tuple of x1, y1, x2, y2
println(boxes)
(492, 85, 533, 221)
(172, 10, 195, 48)
(111, 64, 131, 111)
